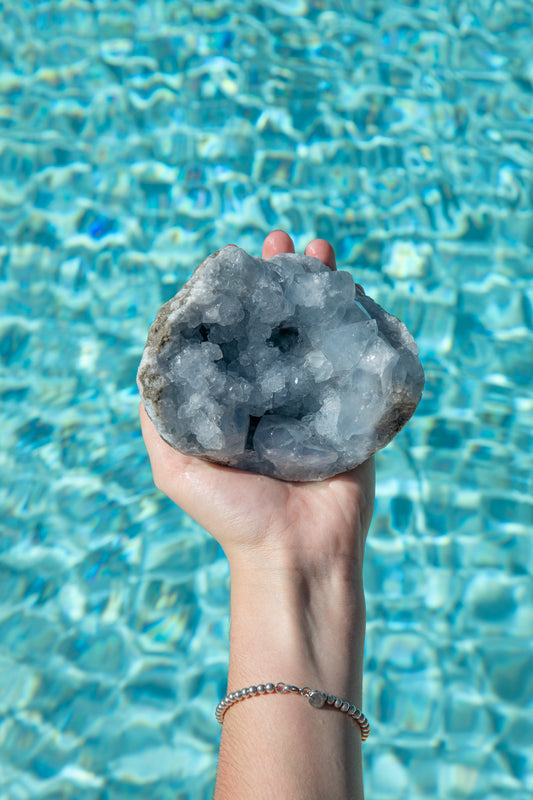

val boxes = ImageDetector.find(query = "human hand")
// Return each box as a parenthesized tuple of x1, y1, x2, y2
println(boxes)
(139, 230, 375, 573)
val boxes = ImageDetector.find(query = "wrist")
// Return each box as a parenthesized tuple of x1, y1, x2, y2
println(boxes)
(227, 554, 366, 703)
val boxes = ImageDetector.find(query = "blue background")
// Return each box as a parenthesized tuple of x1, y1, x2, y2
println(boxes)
(1, 1, 532, 798)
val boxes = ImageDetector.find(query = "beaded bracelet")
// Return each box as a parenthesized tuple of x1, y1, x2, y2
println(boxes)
(215, 681, 370, 742)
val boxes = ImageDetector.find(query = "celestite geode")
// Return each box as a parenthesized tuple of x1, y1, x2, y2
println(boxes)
(137, 246, 424, 481)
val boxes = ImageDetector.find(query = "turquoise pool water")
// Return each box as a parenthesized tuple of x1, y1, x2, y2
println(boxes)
(1, 1, 532, 797)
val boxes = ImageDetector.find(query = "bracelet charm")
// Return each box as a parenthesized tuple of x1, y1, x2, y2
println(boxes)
(308, 690, 327, 708)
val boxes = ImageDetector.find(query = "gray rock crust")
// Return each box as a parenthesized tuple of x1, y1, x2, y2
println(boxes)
(137, 246, 425, 481)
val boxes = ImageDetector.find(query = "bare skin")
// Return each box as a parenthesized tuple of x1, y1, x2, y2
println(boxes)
(139, 229, 375, 799)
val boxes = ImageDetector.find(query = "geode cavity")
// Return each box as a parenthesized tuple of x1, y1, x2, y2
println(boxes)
(137, 246, 424, 481)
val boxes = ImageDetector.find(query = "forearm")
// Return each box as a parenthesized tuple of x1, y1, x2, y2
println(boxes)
(215, 552, 366, 800)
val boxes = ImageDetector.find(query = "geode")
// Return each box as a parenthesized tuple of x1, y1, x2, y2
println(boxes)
(137, 246, 424, 481)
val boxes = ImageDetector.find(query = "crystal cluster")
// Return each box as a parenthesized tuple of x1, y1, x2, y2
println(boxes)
(137, 246, 424, 481)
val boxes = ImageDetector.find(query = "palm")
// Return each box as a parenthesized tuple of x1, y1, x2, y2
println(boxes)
(140, 394, 374, 564)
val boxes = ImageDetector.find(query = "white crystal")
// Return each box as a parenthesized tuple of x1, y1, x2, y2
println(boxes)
(137, 246, 425, 481)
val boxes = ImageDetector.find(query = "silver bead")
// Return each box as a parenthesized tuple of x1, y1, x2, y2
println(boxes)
(265, 683, 275, 693)
(257, 684, 265, 693)
(334, 698, 343, 709)
(341, 702, 350, 713)
(247, 686, 258, 696)
(326, 694, 335, 705)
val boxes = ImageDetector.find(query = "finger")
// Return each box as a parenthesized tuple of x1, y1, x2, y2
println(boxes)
(139, 400, 157, 446)
(140, 400, 209, 499)
(139, 402, 171, 469)
(139, 401, 185, 474)
(305, 239, 336, 271)
(262, 229, 295, 258)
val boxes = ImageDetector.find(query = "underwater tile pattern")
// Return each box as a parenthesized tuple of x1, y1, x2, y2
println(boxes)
(0, 0, 532, 797)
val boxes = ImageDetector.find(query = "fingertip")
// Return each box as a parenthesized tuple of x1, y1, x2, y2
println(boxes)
(262, 230, 295, 258)
(305, 239, 337, 270)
